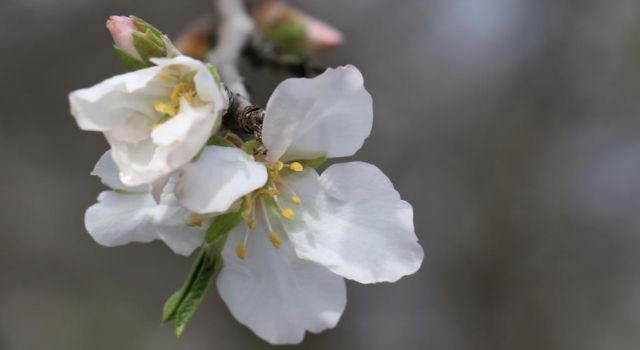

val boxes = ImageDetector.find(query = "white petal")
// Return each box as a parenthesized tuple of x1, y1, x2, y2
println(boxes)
(69, 66, 163, 131)
(217, 215, 346, 345)
(151, 174, 171, 204)
(151, 190, 206, 256)
(262, 65, 373, 162)
(84, 191, 159, 247)
(107, 100, 219, 187)
(150, 98, 214, 145)
(85, 186, 204, 256)
(175, 146, 268, 214)
(284, 162, 424, 283)
(91, 151, 149, 192)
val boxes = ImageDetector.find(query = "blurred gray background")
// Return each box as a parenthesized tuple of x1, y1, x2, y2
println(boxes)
(2, 0, 640, 349)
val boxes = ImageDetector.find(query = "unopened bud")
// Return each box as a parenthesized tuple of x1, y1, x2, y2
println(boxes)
(107, 16, 142, 60)
(106, 15, 178, 70)
(252, 1, 344, 58)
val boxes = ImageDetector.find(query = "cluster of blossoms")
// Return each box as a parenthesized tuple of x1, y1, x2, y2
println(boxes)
(69, 15, 423, 345)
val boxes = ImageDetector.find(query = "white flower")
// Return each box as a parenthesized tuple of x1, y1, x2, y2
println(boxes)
(69, 55, 227, 186)
(84, 151, 206, 256)
(175, 65, 424, 344)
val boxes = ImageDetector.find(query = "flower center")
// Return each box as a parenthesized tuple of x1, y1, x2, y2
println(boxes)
(234, 159, 305, 260)
(154, 82, 197, 117)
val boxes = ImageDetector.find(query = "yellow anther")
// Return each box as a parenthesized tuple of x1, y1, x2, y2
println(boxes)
(269, 232, 282, 248)
(247, 219, 257, 229)
(154, 100, 178, 117)
(289, 162, 303, 172)
(291, 195, 302, 205)
(281, 208, 296, 220)
(187, 214, 206, 227)
(158, 72, 174, 80)
(236, 243, 247, 260)
(170, 82, 196, 101)
(154, 82, 197, 118)
(271, 161, 284, 172)
(258, 187, 279, 198)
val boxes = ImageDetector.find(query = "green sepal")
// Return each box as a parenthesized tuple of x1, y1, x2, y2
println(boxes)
(267, 22, 313, 60)
(131, 16, 163, 40)
(206, 63, 223, 86)
(279, 156, 327, 177)
(241, 139, 263, 155)
(206, 135, 235, 147)
(133, 30, 166, 64)
(205, 212, 242, 243)
(300, 156, 327, 169)
(113, 46, 150, 70)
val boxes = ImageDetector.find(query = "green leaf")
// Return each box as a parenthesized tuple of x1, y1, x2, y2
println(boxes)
(173, 250, 217, 337)
(162, 291, 182, 323)
(113, 46, 149, 70)
(205, 212, 242, 243)
(206, 135, 235, 147)
(161, 249, 207, 324)
(162, 245, 223, 337)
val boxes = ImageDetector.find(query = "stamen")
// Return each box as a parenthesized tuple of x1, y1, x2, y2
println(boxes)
(269, 232, 282, 248)
(288, 162, 303, 172)
(281, 208, 296, 220)
(154, 100, 178, 116)
(187, 214, 206, 227)
(236, 223, 251, 260)
(157, 72, 175, 80)
(260, 199, 283, 249)
(271, 161, 284, 171)
(278, 180, 303, 206)
(235, 242, 247, 260)
(247, 218, 256, 229)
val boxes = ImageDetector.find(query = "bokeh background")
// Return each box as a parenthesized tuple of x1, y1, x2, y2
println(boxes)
(2, 0, 640, 349)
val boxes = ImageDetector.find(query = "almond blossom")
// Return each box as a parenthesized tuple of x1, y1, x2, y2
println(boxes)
(174, 65, 424, 344)
(69, 55, 227, 186)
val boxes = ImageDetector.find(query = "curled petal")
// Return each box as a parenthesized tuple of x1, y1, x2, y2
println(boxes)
(175, 146, 268, 214)
(91, 150, 149, 193)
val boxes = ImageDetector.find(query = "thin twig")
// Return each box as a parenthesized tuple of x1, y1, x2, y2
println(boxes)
(207, 0, 254, 98)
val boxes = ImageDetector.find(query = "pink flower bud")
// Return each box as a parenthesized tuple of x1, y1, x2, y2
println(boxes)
(252, 1, 344, 52)
(106, 16, 142, 60)
(305, 16, 344, 49)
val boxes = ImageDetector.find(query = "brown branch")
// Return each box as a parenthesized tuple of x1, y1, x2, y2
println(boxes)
(221, 86, 264, 140)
